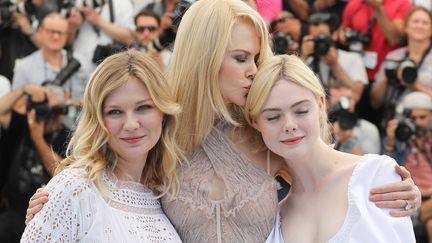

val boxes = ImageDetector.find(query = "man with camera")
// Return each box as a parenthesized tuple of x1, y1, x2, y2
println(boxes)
(0, 84, 70, 241)
(384, 91, 432, 242)
(300, 13, 369, 102)
(340, 0, 411, 80)
(66, 0, 134, 66)
(329, 83, 381, 155)
(12, 13, 90, 101)
(131, 10, 171, 72)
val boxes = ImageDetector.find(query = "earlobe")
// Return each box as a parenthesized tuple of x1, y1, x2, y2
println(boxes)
(251, 119, 261, 132)
(318, 96, 325, 114)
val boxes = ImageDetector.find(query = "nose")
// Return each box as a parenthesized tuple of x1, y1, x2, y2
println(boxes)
(283, 115, 298, 134)
(247, 60, 258, 80)
(123, 113, 140, 131)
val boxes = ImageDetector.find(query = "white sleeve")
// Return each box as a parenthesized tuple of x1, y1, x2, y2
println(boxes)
(20, 168, 93, 242)
(349, 155, 416, 243)
(345, 52, 369, 85)
(11, 59, 27, 90)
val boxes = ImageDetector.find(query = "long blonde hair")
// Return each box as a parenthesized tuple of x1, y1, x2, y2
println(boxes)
(57, 50, 184, 197)
(245, 55, 332, 148)
(168, 0, 272, 153)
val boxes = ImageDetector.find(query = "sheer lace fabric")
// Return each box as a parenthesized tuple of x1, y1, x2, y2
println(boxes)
(162, 122, 279, 243)
(21, 167, 181, 243)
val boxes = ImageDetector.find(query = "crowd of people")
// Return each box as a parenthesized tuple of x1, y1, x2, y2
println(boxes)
(0, 0, 430, 242)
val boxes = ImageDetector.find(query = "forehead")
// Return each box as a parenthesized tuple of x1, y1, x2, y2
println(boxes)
(228, 21, 260, 51)
(136, 15, 159, 25)
(265, 80, 314, 105)
(42, 16, 67, 28)
(104, 78, 150, 103)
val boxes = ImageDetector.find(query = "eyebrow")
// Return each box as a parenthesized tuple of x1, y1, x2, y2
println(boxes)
(103, 98, 153, 108)
(261, 99, 310, 113)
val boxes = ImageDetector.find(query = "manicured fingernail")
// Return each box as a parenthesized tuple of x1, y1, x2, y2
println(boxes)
(369, 195, 376, 201)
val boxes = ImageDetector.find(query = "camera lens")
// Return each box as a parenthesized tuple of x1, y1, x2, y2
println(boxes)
(395, 119, 416, 142)
(314, 34, 333, 56)
(272, 32, 291, 54)
(400, 59, 417, 84)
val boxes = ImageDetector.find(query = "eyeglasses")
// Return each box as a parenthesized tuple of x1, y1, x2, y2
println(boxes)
(136, 26, 158, 33)
(275, 15, 294, 24)
(41, 27, 67, 36)
(308, 13, 334, 25)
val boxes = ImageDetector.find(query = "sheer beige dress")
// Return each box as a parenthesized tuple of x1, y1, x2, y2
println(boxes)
(162, 121, 279, 243)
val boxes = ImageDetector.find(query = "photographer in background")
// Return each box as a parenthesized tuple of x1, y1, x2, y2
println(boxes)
(66, 0, 134, 66)
(371, 7, 432, 110)
(339, 0, 411, 81)
(270, 11, 306, 54)
(384, 91, 432, 242)
(301, 13, 368, 102)
(329, 83, 381, 155)
(0, 84, 69, 241)
(12, 13, 90, 101)
(131, 10, 170, 72)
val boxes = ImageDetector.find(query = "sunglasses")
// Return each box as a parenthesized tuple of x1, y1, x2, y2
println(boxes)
(275, 15, 294, 24)
(136, 26, 158, 33)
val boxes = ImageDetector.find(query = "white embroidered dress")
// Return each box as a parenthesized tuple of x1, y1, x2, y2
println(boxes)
(21, 167, 181, 243)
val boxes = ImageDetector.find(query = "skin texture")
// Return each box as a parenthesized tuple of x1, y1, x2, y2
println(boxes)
(219, 21, 259, 107)
(102, 77, 163, 182)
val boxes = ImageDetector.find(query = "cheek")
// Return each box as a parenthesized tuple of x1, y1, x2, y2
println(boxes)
(103, 118, 120, 136)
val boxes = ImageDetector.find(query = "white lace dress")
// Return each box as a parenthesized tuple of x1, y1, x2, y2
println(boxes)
(21, 167, 181, 243)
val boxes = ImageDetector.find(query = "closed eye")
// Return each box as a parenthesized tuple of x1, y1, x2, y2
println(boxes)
(137, 104, 153, 112)
(267, 115, 280, 121)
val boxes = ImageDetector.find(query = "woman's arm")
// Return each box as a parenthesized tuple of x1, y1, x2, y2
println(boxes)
(369, 165, 421, 217)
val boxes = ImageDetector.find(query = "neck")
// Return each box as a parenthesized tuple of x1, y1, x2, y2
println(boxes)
(408, 39, 431, 59)
(42, 49, 62, 68)
(285, 140, 340, 193)
(116, 154, 148, 183)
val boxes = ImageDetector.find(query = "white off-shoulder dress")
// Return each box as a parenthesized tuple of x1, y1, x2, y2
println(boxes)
(265, 154, 416, 243)
(21, 167, 181, 243)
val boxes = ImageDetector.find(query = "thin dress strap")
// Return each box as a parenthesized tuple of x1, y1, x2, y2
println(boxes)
(267, 150, 271, 175)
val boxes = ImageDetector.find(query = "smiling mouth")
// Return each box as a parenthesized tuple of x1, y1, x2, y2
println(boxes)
(280, 136, 304, 145)
(121, 136, 145, 144)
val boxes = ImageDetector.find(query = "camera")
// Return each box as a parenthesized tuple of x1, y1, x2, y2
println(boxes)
(272, 31, 292, 55)
(27, 96, 77, 122)
(92, 43, 126, 64)
(0, 0, 32, 28)
(384, 58, 418, 86)
(328, 96, 358, 130)
(344, 29, 370, 52)
(394, 109, 419, 142)
(43, 57, 81, 87)
(313, 34, 334, 56)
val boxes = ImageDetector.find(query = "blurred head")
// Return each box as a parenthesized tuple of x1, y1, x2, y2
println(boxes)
(246, 55, 331, 158)
(307, 12, 337, 38)
(272, 11, 301, 40)
(169, 0, 272, 152)
(404, 7, 432, 43)
(37, 13, 68, 52)
(62, 50, 183, 196)
(400, 91, 432, 130)
(328, 85, 356, 113)
(134, 10, 161, 47)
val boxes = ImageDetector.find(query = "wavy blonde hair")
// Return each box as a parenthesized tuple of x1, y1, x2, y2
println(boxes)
(168, 0, 272, 153)
(245, 55, 332, 150)
(57, 50, 184, 197)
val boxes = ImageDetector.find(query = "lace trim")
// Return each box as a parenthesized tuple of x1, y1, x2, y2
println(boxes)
(172, 178, 279, 219)
(107, 199, 164, 215)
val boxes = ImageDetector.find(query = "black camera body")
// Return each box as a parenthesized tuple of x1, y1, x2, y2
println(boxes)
(344, 29, 370, 52)
(394, 109, 419, 142)
(328, 96, 358, 130)
(313, 34, 334, 56)
(384, 58, 418, 86)
(0, 0, 32, 28)
(26, 97, 75, 122)
(272, 31, 292, 55)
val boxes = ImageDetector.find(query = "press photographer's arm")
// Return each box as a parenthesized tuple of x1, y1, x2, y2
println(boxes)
(0, 85, 62, 175)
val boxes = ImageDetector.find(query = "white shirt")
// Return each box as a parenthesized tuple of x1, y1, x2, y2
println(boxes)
(265, 154, 416, 243)
(21, 167, 182, 243)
